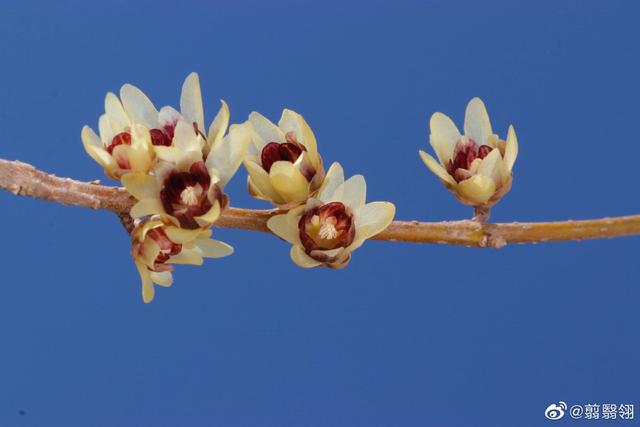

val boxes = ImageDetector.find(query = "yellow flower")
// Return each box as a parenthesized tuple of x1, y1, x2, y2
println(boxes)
(419, 97, 518, 207)
(118, 72, 229, 157)
(267, 163, 395, 269)
(243, 109, 325, 209)
(131, 219, 233, 303)
(81, 106, 154, 180)
(123, 120, 250, 229)
(81, 72, 229, 180)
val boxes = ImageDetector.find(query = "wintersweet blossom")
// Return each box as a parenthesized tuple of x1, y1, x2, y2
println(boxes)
(131, 219, 233, 303)
(123, 121, 250, 229)
(419, 98, 518, 207)
(267, 163, 395, 269)
(118, 72, 229, 157)
(81, 105, 154, 180)
(244, 109, 325, 209)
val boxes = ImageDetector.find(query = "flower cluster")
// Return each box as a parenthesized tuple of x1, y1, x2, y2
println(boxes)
(240, 110, 395, 269)
(82, 73, 249, 302)
(83, 73, 514, 302)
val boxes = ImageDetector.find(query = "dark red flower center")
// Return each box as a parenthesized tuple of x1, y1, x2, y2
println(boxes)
(150, 121, 203, 147)
(147, 228, 183, 267)
(105, 132, 131, 154)
(160, 161, 216, 229)
(446, 138, 494, 183)
(298, 202, 355, 254)
(261, 141, 305, 173)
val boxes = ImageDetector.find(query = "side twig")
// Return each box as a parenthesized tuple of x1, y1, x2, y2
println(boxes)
(1, 159, 639, 247)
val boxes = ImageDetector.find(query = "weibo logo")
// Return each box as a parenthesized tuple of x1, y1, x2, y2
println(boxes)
(545, 401, 567, 420)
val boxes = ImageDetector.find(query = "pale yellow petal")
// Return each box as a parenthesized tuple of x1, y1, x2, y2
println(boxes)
(419, 150, 456, 185)
(457, 174, 496, 204)
(98, 114, 114, 143)
(317, 162, 344, 201)
(504, 125, 518, 173)
(121, 173, 159, 200)
(130, 198, 164, 218)
(196, 238, 234, 258)
(154, 146, 183, 163)
(206, 122, 250, 187)
(244, 160, 284, 203)
(267, 213, 301, 245)
(207, 100, 230, 148)
(195, 201, 221, 226)
(290, 246, 322, 268)
(81, 126, 114, 169)
(464, 97, 492, 146)
(179, 72, 204, 131)
(278, 109, 319, 163)
(104, 92, 129, 129)
(173, 120, 200, 153)
(168, 249, 204, 266)
(114, 145, 152, 173)
(120, 83, 158, 128)
(248, 111, 284, 144)
(269, 160, 309, 203)
(336, 174, 366, 213)
(164, 226, 203, 244)
(349, 202, 395, 251)
(150, 271, 173, 287)
(135, 260, 155, 303)
(429, 112, 461, 164)
(477, 148, 502, 186)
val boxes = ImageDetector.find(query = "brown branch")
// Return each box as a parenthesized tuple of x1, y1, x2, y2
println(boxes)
(1, 159, 639, 247)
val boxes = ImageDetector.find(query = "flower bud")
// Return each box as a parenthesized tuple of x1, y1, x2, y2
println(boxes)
(419, 98, 518, 208)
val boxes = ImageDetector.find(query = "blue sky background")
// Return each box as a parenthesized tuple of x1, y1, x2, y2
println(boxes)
(0, 1, 638, 426)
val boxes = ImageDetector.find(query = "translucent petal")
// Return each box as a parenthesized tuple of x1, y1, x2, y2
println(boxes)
(195, 201, 221, 226)
(278, 109, 319, 164)
(179, 72, 204, 132)
(207, 100, 230, 148)
(267, 213, 302, 245)
(120, 83, 158, 129)
(150, 271, 173, 287)
(81, 126, 114, 169)
(419, 150, 456, 185)
(130, 198, 164, 218)
(269, 161, 309, 203)
(135, 260, 155, 303)
(173, 120, 200, 153)
(336, 174, 366, 213)
(249, 111, 284, 144)
(464, 97, 492, 146)
(504, 125, 518, 173)
(196, 238, 234, 258)
(457, 174, 496, 204)
(477, 148, 502, 186)
(349, 202, 395, 251)
(104, 92, 129, 129)
(244, 160, 283, 203)
(206, 122, 250, 187)
(121, 173, 159, 200)
(290, 246, 322, 268)
(317, 162, 344, 201)
(429, 112, 461, 164)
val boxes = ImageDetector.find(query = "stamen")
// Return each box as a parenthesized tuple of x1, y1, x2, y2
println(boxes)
(180, 186, 200, 206)
(318, 217, 339, 240)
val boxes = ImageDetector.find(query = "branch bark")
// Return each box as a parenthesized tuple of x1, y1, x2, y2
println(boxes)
(1, 159, 639, 247)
